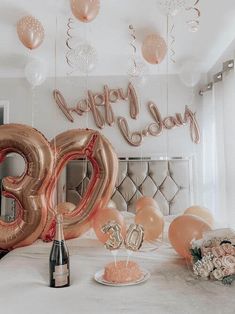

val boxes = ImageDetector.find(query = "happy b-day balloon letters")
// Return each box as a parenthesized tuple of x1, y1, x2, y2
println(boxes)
(53, 83, 200, 145)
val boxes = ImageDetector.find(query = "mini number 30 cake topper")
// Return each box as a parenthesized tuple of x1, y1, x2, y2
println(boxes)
(101, 221, 144, 252)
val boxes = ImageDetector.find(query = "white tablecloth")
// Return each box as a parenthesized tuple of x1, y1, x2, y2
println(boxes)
(0, 236, 234, 314)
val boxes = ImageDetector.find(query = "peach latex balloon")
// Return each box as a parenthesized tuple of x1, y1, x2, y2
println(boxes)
(17, 16, 44, 50)
(135, 196, 159, 212)
(70, 0, 100, 23)
(41, 129, 118, 241)
(135, 206, 164, 241)
(93, 207, 126, 244)
(184, 206, 214, 227)
(168, 215, 212, 259)
(142, 34, 167, 64)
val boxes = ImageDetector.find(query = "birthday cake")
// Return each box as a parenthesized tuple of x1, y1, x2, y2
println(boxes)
(103, 260, 142, 283)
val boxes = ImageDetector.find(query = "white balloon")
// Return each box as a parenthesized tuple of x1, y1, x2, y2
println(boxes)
(179, 60, 201, 87)
(127, 59, 149, 87)
(67, 43, 98, 73)
(157, 0, 186, 17)
(24, 59, 47, 87)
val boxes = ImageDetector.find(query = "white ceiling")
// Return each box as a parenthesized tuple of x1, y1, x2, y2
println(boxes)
(1, 0, 235, 77)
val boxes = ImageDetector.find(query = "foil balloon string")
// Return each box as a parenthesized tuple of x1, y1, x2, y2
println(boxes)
(125, 224, 144, 266)
(185, 0, 201, 32)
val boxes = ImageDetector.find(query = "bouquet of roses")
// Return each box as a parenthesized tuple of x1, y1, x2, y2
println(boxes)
(190, 229, 235, 285)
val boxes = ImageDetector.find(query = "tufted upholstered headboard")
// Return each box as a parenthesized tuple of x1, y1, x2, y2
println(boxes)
(60, 157, 193, 216)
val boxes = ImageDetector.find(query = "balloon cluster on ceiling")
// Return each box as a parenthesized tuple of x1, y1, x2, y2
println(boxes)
(16, 0, 201, 88)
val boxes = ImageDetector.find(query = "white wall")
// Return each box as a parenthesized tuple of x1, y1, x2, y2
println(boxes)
(0, 75, 198, 158)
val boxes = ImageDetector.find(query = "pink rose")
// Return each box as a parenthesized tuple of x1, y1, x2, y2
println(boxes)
(221, 255, 235, 268)
(221, 243, 235, 255)
(201, 247, 212, 256)
(212, 246, 225, 258)
(222, 267, 234, 277)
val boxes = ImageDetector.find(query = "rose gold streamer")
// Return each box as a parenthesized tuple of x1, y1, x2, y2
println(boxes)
(185, 0, 201, 32)
(128, 24, 137, 76)
(66, 17, 76, 69)
(170, 21, 176, 63)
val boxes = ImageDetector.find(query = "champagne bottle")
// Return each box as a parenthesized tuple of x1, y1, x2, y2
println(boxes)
(49, 214, 70, 288)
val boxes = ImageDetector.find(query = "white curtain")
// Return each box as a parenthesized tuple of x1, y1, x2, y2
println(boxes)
(198, 63, 235, 228)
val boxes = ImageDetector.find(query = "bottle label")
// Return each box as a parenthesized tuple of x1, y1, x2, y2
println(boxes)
(53, 264, 69, 287)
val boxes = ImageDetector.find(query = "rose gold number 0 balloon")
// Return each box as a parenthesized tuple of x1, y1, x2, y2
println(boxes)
(41, 129, 118, 241)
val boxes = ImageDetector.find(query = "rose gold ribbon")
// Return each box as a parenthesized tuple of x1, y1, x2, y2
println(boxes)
(170, 21, 176, 63)
(129, 24, 137, 76)
(185, 0, 201, 32)
(66, 17, 75, 69)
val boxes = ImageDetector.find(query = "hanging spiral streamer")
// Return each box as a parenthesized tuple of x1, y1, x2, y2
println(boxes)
(128, 24, 137, 76)
(186, 0, 201, 32)
(66, 17, 76, 70)
(169, 20, 176, 63)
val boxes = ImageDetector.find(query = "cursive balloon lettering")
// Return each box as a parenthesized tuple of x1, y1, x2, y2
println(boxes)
(53, 83, 139, 129)
(53, 83, 200, 146)
(118, 102, 200, 146)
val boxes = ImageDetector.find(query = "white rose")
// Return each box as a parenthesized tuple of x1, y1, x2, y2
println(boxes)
(212, 268, 224, 280)
(213, 257, 222, 269)
(203, 260, 214, 272)
(199, 268, 210, 278)
(193, 265, 199, 276)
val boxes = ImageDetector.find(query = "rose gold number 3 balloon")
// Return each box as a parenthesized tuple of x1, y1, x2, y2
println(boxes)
(0, 124, 54, 249)
(0, 126, 118, 249)
(41, 129, 118, 241)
